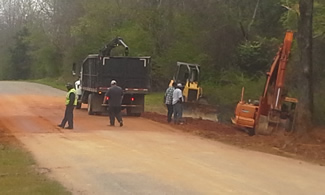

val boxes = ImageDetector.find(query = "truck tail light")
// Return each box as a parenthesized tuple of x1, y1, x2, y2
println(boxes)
(131, 97, 135, 101)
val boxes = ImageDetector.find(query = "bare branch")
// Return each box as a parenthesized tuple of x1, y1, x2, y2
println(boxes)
(247, 0, 260, 33)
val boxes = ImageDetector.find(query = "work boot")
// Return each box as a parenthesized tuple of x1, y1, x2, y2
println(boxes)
(57, 124, 63, 128)
(120, 121, 123, 127)
(65, 127, 73, 129)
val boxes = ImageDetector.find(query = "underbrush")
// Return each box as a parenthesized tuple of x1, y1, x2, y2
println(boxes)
(201, 73, 265, 123)
(30, 77, 67, 91)
(145, 92, 165, 114)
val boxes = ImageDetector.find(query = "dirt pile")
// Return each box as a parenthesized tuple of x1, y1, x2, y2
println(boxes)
(142, 112, 325, 165)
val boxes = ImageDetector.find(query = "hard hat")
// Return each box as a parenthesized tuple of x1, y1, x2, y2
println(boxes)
(111, 80, 117, 85)
(177, 83, 183, 88)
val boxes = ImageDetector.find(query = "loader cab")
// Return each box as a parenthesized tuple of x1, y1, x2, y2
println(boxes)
(172, 62, 202, 102)
(174, 62, 200, 86)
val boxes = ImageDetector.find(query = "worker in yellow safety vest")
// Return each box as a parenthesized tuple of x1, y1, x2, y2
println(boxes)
(58, 83, 77, 129)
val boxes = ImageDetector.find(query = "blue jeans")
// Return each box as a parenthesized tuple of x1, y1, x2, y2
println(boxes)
(166, 104, 173, 123)
(173, 102, 183, 124)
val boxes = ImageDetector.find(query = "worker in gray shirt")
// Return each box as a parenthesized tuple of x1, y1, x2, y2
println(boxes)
(103, 80, 124, 127)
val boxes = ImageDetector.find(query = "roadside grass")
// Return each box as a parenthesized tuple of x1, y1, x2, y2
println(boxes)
(0, 144, 70, 194)
(30, 77, 67, 91)
(145, 92, 166, 114)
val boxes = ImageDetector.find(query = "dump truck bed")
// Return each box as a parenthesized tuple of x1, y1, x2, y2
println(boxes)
(82, 55, 150, 92)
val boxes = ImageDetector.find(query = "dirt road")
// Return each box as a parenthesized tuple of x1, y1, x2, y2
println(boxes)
(1, 81, 325, 195)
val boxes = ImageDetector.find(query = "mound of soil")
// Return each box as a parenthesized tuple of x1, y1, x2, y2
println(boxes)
(142, 112, 325, 165)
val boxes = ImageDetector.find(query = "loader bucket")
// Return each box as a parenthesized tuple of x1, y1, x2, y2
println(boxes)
(182, 102, 218, 122)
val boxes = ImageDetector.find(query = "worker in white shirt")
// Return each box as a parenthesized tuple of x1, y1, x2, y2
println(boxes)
(172, 83, 184, 124)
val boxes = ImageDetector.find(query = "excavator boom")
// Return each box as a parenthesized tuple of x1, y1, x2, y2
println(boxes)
(259, 31, 293, 116)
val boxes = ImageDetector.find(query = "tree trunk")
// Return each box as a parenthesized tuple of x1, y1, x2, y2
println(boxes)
(295, 0, 314, 134)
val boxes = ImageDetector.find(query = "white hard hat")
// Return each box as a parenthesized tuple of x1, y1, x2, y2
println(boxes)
(111, 80, 117, 85)
(177, 83, 182, 87)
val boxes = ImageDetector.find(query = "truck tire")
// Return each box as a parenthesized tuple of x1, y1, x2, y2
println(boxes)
(88, 94, 94, 115)
(76, 102, 82, 109)
(126, 108, 132, 116)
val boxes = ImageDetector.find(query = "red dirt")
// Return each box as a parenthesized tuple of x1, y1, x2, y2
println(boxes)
(142, 112, 325, 165)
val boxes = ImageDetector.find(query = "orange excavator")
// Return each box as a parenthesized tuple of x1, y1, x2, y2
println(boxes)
(231, 31, 298, 135)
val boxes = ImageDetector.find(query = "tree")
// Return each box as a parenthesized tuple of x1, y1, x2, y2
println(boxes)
(8, 27, 31, 79)
(295, 0, 314, 133)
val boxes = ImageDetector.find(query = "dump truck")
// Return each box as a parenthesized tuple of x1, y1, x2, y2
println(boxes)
(73, 37, 151, 116)
(231, 31, 298, 135)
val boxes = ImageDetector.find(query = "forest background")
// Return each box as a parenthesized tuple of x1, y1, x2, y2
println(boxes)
(0, 0, 324, 124)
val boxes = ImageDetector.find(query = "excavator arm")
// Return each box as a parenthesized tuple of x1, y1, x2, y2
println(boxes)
(259, 31, 293, 116)
(99, 37, 129, 58)
(232, 31, 296, 135)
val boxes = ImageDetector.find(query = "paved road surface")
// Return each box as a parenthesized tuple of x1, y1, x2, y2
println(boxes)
(0, 81, 324, 195)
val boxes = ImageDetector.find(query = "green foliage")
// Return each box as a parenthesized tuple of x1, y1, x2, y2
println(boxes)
(280, 0, 299, 31)
(314, 1, 325, 39)
(201, 70, 265, 122)
(71, 1, 130, 56)
(235, 37, 280, 76)
(30, 78, 67, 91)
(27, 26, 62, 78)
(0, 50, 12, 80)
(145, 92, 166, 114)
(236, 41, 267, 76)
(6, 27, 31, 80)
